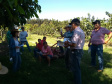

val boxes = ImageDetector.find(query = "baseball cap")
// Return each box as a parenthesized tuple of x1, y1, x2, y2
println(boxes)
(92, 20, 100, 25)
(69, 18, 80, 25)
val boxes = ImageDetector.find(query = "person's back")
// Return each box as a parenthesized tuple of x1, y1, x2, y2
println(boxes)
(19, 31, 27, 41)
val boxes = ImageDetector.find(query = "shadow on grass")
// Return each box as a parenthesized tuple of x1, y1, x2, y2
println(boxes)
(0, 45, 112, 84)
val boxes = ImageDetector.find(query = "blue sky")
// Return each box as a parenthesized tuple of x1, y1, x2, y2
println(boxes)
(37, 0, 112, 21)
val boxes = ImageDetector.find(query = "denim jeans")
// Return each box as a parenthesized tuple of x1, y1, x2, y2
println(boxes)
(65, 48, 71, 69)
(70, 49, 83, 84)
(33, 48, 40, 58)
(91, 44, 103, 70)
(21, 41, 31, 52)
(13, 52, 21, 72)
(59, 46, 64, 54)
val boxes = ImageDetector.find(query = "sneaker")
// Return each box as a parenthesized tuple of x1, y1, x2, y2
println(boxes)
(98, 70, 103, 72)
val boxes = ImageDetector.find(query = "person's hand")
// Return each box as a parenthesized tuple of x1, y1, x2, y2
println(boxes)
(16, 46, 20, 49)
(104, 40, 108, 44)
(88, 44, 90, 47)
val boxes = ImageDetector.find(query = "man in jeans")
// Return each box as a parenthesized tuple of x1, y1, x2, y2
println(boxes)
(66, 18, 85, 84)
(19, 27, 31, 52)
(88, 20, 112, 72)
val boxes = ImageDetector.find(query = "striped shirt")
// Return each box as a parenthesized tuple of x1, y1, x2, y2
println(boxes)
(91, 27, 110, 45)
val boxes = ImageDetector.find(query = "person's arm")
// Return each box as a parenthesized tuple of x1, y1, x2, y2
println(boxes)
(26, 32, 28, 37)
(68, 42, 76, 47)
(51, 43, 57, 48)
(88, 38, 91, 47)
(9, 38, 20, 49)
(60, 32, 64, 37)
(104, 32, 112, 44)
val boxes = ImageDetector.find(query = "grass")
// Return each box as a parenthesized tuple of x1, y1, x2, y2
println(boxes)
(0, 34, 112, 84)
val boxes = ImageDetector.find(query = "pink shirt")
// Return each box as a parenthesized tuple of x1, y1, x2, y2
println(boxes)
(91, 27, 110, 45)
(42, 46, 53, 56)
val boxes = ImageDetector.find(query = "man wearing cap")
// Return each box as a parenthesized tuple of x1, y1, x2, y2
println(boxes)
(88, 20, 112, 72)
(66, 18, 85, 84)
(19, 27, 31, 52)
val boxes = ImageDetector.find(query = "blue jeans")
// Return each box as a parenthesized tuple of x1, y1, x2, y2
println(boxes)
(59, 46, 64, 54)
(91, 44, 103, 70)
(13, 52, 21, 72)
(33, 48, 40, 58)
(21, 41, 31, 52)
(70, 49, 83, 84)
(65, 48, 71, 69)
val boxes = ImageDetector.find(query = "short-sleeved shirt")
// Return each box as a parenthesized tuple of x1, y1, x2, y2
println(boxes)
(71, 27, 85, 49)
(36, 43, 43, 51)
(91, 27, 110, 45)
(19, 31, 28, 41)
(63, 31, 73, 38)
(42, 46, 53, 56)
(14, 38, 20, 52)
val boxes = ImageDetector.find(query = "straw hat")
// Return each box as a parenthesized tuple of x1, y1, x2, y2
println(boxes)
(0, 62, 8, 75)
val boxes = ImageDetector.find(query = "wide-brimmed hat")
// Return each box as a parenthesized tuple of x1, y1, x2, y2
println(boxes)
(0, 62, 8, 75)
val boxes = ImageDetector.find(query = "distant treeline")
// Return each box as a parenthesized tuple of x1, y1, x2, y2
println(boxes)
(22, 12, 112, 38)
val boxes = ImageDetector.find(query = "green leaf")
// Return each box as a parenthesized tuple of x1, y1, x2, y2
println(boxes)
(4, 6, 13, 19)
(7, 0, 13, 9)
(0, 0, 2, 3)
(15, 0, 18, 6)
(18, 6, 25, 14)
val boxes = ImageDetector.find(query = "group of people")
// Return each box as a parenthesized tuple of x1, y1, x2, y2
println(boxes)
(4, 18, 112, 84)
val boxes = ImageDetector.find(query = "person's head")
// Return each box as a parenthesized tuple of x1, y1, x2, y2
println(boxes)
(38, 39, 41, 43)
(69, 26, 73, 32)
(43, 42, 48, 48)
(69, 18, 80, 29)
(11, 29, 19, 37)
(64, 25, 71, 32)
(21, 27, 25, 31)
(92, 20, 101, 29)
(43, 37, 46, 41)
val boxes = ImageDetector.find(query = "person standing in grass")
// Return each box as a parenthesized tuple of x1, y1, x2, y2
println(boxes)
(39, 42, 53, 66)
(60, 25, 73, 56)
(88, 20, 112, 72)
(66, 18, 85, 84)
(19, 27, 31, 52)
(34, 39, 43, 58)
(9, 29, 21, 72)
(63, 25, 73, 70)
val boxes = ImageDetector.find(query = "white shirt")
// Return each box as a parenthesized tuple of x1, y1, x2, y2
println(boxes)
(19, 31, 28, 41)
(14, 39, 20, 52)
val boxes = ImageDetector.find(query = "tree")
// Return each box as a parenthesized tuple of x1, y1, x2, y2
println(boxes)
(0, 0, 41, 29)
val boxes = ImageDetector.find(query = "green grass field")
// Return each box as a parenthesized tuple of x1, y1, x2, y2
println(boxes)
(0, 34, 112, 84)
